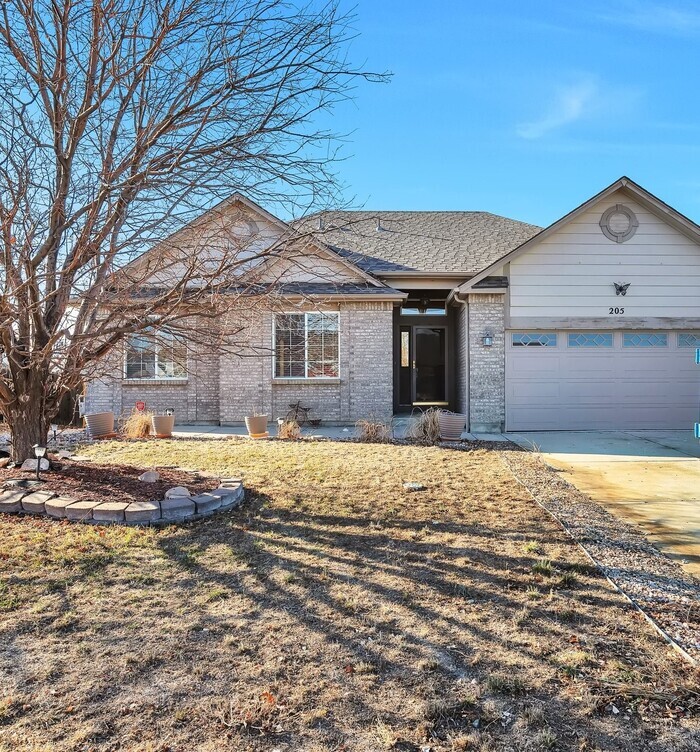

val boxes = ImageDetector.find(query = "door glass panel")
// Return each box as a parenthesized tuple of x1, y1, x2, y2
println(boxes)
(400, 330, 410, 367)
(398, 326, 413, 406)
(414, 327, 445, 402)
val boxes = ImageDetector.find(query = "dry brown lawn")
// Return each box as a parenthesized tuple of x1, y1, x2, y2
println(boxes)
(0, 439, 698, 752)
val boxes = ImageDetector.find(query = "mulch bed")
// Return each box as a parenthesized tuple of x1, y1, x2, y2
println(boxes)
(0, 460, 213, 505)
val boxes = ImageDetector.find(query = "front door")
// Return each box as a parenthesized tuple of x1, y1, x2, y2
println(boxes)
(398, 325, 448, 408)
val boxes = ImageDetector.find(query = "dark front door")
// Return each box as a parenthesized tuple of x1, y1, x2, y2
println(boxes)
(398, 325, 448, 407)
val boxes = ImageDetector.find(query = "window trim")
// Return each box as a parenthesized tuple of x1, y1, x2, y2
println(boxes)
(123, 329, 188, 381)
(272, 311, 340, 380)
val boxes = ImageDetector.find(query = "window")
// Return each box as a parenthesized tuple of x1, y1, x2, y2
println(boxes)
(400, 330, 410, 367)
(512, 332, 557, 347)
(400, 306, 447, 316)
(623, 333, 668, 347)
(678, 333, 700, 348)
(568, 333, 613, 347)
(274, 312, 339, 378)
(125, 329, 187, 379)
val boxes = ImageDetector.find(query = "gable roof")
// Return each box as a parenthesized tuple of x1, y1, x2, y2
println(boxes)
(458, 176, 700, 292)
(122, 192, 388, 290)
(291, 211, 541, 275)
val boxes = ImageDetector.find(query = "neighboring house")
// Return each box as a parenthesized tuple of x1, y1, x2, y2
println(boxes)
(86, 177, 700, 432)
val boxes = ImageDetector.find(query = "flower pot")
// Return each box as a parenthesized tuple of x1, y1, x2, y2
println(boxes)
(151, 414, 175, 438)
(85, 411, 115, 438)
(438, 411, 466, 442)
(245, 414, 268, 437)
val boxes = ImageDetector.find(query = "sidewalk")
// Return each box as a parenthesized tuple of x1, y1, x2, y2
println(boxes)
(172, 421, 508, 442)
(172, 424, 360, 440)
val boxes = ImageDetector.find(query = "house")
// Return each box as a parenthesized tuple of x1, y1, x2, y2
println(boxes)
(85, 177, 700, 432)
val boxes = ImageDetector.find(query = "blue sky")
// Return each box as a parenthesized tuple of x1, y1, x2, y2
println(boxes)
(327, 0, 700, 227)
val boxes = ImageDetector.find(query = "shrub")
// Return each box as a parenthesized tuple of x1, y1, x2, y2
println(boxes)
(407, 407, 441, 444)
(278, 420, 301, 440)
(122, 408, 153, 439)
(355, 418, 390, 443)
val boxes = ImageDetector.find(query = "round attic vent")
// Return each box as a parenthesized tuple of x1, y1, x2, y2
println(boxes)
(599, 204, 638, 243)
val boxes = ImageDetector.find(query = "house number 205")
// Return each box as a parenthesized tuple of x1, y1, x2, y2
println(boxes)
(609, 307, 624, 314)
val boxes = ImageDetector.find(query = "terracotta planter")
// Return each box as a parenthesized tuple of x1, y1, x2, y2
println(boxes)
(85, 411, 115, 438)
(151, 414, 175, 438)
(438, 411, 466, 441)
(245, 414, 268, 437)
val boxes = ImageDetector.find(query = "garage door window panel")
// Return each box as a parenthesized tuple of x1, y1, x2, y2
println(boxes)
(568, 333, 613, 348)
(622, 333, 668, 348)
(678, 333, 700, 348)
(512, 332, 557, 347)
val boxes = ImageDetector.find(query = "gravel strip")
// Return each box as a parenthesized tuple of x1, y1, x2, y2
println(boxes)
(501, 449, 700, 663)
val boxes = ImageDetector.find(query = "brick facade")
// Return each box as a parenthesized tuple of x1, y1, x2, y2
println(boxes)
(85, 343, 221, 424)
(85, 301, 394, 426)
(467, 294, 505, 433)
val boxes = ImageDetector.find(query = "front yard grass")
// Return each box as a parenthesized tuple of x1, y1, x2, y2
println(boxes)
(1, 439, 698, 751)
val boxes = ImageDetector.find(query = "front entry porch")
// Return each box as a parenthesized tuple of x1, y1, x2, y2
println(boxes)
(392, 291, 457, 413)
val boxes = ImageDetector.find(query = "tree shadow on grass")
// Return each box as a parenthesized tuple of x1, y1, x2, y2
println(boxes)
(150, 491, 662, 749)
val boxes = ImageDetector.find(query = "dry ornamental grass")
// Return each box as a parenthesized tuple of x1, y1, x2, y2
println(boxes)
(121, 408, 154, 439)
(0, 439, 698, 751)
(355, 418, 391, 443)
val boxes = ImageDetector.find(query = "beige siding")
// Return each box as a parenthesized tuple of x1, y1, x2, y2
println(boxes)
(509, 191, 700, 320)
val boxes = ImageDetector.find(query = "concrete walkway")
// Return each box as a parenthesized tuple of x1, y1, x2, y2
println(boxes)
(173, 423, 359, 440)
(507, 430, 700, 577)
(172, 421, 510, 442)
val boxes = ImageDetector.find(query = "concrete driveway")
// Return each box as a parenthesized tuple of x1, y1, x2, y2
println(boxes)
(507, 430, 700, 577)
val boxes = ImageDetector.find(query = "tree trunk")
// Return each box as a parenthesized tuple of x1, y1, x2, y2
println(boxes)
(5, 379, 51, 464)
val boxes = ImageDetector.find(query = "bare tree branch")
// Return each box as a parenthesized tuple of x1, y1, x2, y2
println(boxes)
(0, 0, 388, 459)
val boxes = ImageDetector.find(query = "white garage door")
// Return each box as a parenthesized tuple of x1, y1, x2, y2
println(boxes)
(505, 331, 700, 431)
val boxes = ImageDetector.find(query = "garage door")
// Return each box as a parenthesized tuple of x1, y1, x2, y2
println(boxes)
(505, 331, 700, 430)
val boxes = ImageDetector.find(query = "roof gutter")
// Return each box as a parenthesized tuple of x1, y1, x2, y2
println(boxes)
(379, 270, 476, 278)
(282, 292, 408, 302)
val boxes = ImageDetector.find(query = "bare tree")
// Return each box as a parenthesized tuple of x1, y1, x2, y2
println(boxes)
(0, 0, 385, 461)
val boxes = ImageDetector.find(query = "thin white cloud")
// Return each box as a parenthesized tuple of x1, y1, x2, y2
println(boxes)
(516, 80, 598, 140)
(599, 1, 700, 35)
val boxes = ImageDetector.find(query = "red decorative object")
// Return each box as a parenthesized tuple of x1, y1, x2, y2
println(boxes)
(135, 401, 146, 412)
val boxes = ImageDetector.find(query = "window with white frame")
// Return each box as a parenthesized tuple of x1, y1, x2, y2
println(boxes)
(125, 329, 187, 379)
(274, 312, 339, 378)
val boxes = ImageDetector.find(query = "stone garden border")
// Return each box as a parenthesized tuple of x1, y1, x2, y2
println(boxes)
(0, 478, 244, 526)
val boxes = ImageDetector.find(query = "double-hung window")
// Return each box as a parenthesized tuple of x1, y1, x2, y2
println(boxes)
(274, 313, 339, 378)
(125, 329, 187, 379)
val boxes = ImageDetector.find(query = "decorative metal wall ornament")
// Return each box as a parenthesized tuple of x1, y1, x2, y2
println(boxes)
(613, 282, 631, 296)
(600, 204, 639, 243)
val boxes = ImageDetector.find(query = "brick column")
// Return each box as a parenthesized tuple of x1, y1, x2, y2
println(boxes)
(468, 293, 505, 433)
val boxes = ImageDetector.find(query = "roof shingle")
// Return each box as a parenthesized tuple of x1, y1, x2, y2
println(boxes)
(292, 211, 541, 275)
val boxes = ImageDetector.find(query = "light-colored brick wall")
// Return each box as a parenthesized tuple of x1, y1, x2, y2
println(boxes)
(85, 343, 220, 424)
(467, 294, 505, 433)
(341, 302, 394, 422)
(87, 300, 394, 425)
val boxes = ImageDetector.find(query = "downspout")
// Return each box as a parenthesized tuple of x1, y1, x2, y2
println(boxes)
(454, 291, 470, 430)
